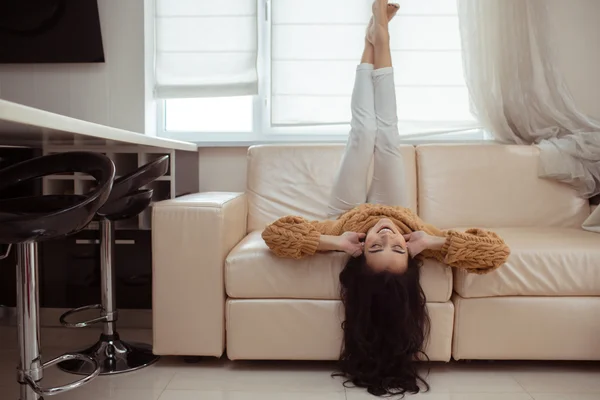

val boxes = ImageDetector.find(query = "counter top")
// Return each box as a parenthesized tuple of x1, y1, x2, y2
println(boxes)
(0, 99, 197, 151)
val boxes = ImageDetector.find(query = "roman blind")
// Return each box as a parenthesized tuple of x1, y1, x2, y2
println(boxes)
(155, 0, 258, 99)
(271, 0, 474, 132)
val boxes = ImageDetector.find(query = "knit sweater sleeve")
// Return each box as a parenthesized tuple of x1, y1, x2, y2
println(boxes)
(437, 229, 510, 274)
(261, 216, 340, 259)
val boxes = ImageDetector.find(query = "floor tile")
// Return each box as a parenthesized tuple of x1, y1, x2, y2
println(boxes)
(511, 364, 600, 394)
(424, 364, 526, 393)
(346, 389, 450, 399)
(0, 385, 162, 400)
(228, 391, 347, 400)
(531, 394, 600, 400)
(158, 391, 230, 400)
(166, 360, 345, 392)
(159, 390, 346, 400)
(346, 389, 533, 399)
(60, 388, 164, 400)
(447, 395, 533, 400)
(82, 365, 175, 392)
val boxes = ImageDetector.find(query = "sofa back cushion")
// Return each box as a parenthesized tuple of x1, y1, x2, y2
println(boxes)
(416, 144, 590, 229)
(247, 144, 417, 232)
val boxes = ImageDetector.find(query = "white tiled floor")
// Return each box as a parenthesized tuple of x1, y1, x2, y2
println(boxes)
(1, 336, 599, 399)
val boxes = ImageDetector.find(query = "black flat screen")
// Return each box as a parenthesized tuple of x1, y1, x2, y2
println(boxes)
(0, 0, 105, 64)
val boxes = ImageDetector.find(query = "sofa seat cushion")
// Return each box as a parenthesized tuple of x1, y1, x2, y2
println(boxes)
(226, 231, 453, 303)
(454, 228, 600, 298)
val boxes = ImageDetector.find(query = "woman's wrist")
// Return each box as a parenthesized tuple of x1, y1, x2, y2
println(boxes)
(426, 235, 446, 251)
(317, 235, 342, 252)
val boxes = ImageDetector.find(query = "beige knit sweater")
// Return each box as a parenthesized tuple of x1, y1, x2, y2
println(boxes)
(262, 204, 510, 274)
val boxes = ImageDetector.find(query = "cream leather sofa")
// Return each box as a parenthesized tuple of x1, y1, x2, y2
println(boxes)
(152, 144, 600, 361)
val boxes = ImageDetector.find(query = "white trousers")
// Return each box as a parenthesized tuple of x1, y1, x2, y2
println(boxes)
(328, 64, 409, 217)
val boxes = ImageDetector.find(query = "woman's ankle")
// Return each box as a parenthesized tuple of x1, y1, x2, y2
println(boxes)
(373, 28, 390, 47)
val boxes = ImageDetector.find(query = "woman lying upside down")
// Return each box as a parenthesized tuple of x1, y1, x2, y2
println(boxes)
(261, 1, 510, 397)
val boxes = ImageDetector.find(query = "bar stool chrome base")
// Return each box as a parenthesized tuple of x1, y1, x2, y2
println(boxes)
(20, 353, 101, 398)
(59, 219, 159, 377)
(58, 333, 159, 375)
(16, 242, 102, 400)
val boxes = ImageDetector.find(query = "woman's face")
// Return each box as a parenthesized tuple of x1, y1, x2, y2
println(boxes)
(364, 218, 409, 274)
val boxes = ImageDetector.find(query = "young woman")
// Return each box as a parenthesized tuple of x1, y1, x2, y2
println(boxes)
(262, 1, 510, 397)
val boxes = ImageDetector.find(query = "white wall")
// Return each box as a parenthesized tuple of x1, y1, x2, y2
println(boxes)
(0, 0, 154, 134)
(199, 0, 600, 194)
(198, 147, 249, 193)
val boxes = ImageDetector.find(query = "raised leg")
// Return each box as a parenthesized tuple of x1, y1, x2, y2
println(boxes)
(327, 39, 377, 218)
(327, 4, 405, 218)
(367, 1, 410, 208)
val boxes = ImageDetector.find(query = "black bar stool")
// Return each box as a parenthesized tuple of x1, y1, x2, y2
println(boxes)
(0, 152, 115, 400)
(59, 155, 169, 375)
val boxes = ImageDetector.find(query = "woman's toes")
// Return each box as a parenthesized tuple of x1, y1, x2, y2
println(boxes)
(387, 3, 400, 21)
(372, 0, 389, 24)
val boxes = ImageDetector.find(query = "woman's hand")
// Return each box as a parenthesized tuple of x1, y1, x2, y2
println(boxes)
(403, 231, 445, 257)
(338, 232, 366, 257)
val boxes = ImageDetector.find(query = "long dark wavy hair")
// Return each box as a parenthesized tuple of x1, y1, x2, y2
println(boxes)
(334, 254, 431, 398)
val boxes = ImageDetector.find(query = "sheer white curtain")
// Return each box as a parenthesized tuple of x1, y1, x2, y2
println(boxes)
(458, 0, 600, 202)
(271, 0, 476, 135)
(155, 0, 258, 99)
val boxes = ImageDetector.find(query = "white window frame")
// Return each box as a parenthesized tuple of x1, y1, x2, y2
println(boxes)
(157, 0, 485, 146)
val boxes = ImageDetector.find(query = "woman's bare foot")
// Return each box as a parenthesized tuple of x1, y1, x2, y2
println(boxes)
(366, 2, 399, 45)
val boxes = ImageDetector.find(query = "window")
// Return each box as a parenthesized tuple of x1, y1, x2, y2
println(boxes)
(165, 97, 254, 133)
(157, 0, 479, 143)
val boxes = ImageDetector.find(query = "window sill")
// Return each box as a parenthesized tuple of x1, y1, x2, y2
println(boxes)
(161, 131, 491, 148)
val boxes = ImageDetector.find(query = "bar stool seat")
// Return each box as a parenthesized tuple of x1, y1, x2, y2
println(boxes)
(0, 195, 85, 227)
(59, 155, 169, 376)
(98, 189, 153, 221)
(0, 152, 115, 400)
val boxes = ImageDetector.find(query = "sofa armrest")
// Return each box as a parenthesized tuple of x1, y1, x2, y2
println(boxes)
(152, 192, 247, 357)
